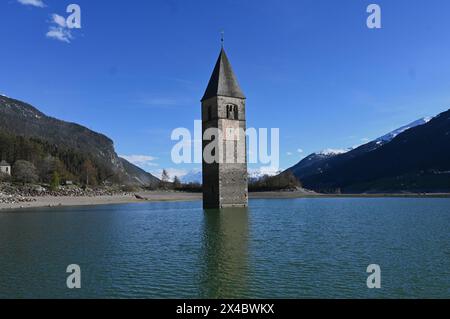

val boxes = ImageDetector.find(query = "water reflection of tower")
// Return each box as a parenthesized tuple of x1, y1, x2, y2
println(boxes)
(199, 208, 250, 298)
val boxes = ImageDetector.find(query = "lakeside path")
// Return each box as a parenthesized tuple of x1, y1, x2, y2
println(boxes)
(1, 191, 450, 211)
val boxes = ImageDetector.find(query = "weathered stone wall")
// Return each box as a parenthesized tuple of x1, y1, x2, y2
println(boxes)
(202, 96, 248, 209)
(219, 163, 248, 207)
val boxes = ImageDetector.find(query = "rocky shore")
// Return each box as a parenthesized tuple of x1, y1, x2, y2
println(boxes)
(0, 183, 134, 208)
(2, 183, 446, 212)
(0, 194, 36, 205)
(0, 182, 203, 211)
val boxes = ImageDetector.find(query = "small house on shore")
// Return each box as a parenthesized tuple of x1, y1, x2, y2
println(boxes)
(0, 160, 11, 175)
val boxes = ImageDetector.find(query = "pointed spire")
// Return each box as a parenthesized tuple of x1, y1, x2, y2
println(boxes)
(201, 48, 246, 101)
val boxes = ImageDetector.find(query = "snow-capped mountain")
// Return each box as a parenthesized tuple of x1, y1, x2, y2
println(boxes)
(316, 148, 350, 156)
(376, 117, 433, 144)
(288, 115, 432, 181)
(286, 110, 450, 193)
(180, 170, 202, 184)
(248, 167, 281, 180)
(179, 167, 280, 184)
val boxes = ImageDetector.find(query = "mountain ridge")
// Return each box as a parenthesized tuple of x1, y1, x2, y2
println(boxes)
(288, 116, 433, 181)
(287, 110, 450, 193)
(0, 95, 158, 186)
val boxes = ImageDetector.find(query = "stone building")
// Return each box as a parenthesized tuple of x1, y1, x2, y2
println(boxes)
(0, 160, 11, 176)
(201, 48, 248, 209)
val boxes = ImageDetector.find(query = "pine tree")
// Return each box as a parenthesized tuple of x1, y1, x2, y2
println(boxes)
(173, 176, 181, 189)
(50, 171, 60, 190)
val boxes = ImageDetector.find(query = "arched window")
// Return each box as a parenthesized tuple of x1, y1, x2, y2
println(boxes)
(226, 104, 238, 120)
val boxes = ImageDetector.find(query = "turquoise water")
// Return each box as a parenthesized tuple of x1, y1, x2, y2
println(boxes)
(0, 198, 449, 299)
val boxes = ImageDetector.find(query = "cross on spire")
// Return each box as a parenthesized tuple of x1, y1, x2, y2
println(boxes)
(220, 31, 224, 47)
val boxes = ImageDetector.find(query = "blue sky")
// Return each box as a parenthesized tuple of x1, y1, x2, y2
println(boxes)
(2, 0, 450, 178)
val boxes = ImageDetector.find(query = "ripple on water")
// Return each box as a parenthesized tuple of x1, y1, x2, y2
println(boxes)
(0, 198, 449, 298)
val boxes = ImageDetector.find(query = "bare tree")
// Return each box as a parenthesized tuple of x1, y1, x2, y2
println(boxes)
(159, 169, 170, 190)
(13, 160, 38, 185)
(82, 159, 97, 186)
(161, 169, 170, 183)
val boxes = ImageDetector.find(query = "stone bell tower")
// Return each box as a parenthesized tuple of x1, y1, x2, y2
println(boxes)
(201, 48, 248, 209)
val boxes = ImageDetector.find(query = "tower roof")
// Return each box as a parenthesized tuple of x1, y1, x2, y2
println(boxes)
(201, 48, 246, 101)
(0, 160, 9, 166)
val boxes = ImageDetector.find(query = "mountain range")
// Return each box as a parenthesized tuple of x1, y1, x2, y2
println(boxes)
(2, 94, 449, 193)
(0, 95, 159, 186)
(287, 111, 450, 193)
(179, 167, 281, 184)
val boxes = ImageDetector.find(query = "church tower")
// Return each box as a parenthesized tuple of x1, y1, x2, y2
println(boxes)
(201, 48, 248, 209)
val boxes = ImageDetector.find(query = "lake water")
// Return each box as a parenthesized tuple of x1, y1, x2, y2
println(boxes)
(0, 198, 449, 299)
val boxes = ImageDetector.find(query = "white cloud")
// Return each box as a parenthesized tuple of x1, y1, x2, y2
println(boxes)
(120, 155, 159, 169)
(297, 149, 304, 153)
(286, 152, 293, 156)
(52, 14, 67, 28)
(46, 14, 73, 43)
(17, 0, 45, 7)
(46, 26, 72, 43)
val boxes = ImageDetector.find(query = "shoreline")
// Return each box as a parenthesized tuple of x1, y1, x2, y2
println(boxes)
(0, 191, 202, 211)
(1, 191, 450, 212)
